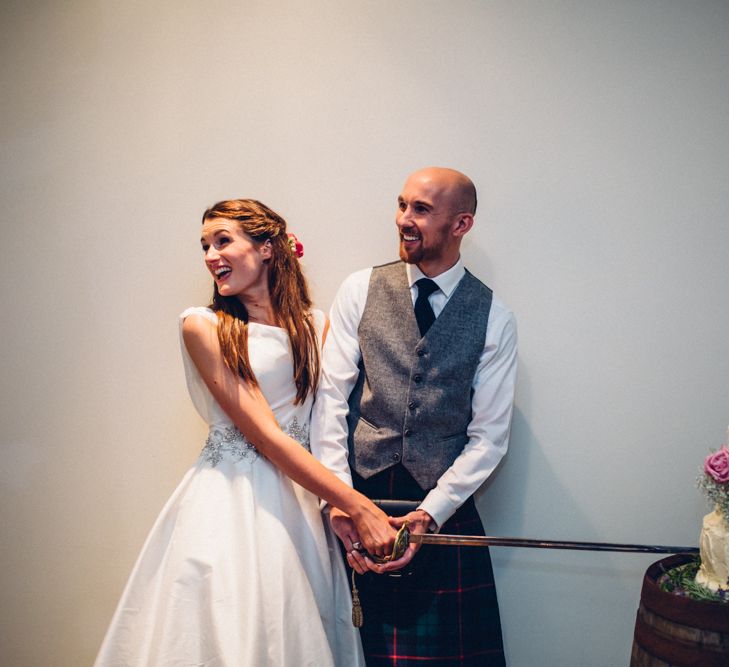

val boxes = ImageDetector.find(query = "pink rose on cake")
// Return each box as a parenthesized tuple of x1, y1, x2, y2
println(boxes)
(697, 433, 729, 521)
(705, 446, 729, 484)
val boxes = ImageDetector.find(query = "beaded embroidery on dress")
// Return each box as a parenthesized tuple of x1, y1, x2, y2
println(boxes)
(202, 416, 308, 467)
(94, 307, 364, 667)
(202, 424, 259, 466)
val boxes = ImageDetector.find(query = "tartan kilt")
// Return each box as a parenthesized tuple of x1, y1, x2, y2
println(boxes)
(352, 469, 505, 666)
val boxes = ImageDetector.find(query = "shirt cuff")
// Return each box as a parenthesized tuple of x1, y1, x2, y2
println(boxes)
(417, 488, 459, 531)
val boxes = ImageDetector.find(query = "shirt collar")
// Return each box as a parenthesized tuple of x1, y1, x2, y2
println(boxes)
(406, 257, 465, 298)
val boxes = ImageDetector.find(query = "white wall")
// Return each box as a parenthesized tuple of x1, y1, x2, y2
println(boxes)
(2, 1, 728, 665)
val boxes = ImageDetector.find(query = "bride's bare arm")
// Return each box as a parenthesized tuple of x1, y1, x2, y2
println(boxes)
(182, 313, 394, 557)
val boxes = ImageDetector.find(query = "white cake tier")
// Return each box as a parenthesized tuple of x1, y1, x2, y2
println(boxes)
(695, 507, 729, 592)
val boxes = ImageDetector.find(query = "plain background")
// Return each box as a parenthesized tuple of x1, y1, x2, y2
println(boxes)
(2, 1, 728, 665)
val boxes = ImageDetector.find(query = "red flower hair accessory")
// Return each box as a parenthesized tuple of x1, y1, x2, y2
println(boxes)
(287, 233, 304, 259)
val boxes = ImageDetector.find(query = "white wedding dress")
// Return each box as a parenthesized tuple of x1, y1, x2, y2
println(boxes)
(95, 307, 364, 667)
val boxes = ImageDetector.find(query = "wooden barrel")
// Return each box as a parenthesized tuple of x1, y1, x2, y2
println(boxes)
(630, 554, 729, 666)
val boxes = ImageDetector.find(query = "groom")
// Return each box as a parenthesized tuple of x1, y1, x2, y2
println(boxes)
(311, 167, 517, 666)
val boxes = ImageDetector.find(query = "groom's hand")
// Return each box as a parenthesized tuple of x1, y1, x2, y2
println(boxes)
(329, 507, 370, 574)
(366, 509, 434, 574)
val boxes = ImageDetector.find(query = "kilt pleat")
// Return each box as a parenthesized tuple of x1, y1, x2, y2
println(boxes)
(352, 467, 505, 666)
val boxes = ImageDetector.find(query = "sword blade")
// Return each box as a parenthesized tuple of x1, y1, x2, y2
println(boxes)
(411, 533, 699, 554)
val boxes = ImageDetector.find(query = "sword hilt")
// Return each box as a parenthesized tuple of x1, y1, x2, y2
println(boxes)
(364, 521, 411, 564)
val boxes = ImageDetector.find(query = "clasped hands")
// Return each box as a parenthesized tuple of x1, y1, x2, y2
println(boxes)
(330, 506, 434, 575)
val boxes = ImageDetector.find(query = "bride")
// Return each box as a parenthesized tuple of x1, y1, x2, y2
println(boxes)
(94, 199, 394, 666)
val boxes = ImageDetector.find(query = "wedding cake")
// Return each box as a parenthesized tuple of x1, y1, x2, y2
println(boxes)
(695, 432, 729, 592)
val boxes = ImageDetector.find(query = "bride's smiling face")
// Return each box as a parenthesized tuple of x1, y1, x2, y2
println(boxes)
(200, 218, 272, 299)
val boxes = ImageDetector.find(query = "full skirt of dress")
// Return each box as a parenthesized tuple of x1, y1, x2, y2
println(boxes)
(94, 446, 363, 667)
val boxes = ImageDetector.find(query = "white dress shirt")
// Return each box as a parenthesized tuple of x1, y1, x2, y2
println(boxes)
(311, 258, 518, 528)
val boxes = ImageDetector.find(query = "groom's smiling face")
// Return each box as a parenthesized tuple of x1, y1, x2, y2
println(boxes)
(395, 170, 463, 275)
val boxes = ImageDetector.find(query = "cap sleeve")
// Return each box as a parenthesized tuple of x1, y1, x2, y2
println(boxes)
(180, 306, 217, 324)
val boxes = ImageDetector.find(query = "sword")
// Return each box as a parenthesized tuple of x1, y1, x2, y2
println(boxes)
(406, 531, 699, 555)
(355, 521, 699, 563)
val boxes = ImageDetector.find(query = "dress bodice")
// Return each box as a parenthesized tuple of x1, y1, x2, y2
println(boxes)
(179, 306, 324, 458)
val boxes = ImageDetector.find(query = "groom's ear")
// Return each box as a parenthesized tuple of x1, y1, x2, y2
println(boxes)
(452, 212, 474, 238)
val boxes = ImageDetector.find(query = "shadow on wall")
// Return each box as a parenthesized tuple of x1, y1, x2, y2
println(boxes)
(474, 402, 655, 665)
(476, 401, 627, 564)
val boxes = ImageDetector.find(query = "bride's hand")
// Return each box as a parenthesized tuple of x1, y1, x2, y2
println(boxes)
(349, 499, 396, 562)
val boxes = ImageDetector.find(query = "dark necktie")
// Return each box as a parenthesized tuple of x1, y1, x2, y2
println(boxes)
(414, 278, 439, 336)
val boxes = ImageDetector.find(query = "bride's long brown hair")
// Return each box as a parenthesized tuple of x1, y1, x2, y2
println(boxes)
(202, 199, 319, 404)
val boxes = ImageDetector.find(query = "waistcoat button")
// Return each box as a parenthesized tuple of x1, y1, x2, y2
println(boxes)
(417, 348, 427, 357)
(391, 452, 401, 462)
(404, 428, 412, 437)
(408, 400, 418, 410)
(413, 374, 422, 383)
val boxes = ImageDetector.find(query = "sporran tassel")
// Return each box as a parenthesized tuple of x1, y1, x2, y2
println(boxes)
(351, 570, 363, 627)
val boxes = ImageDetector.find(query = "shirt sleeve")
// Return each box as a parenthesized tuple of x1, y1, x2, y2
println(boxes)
(310, 268, 372, 487)
(418, 300, 518, 528)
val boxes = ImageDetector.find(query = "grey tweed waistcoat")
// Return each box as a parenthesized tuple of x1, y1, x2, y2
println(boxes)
(346, 261, 492, 491)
